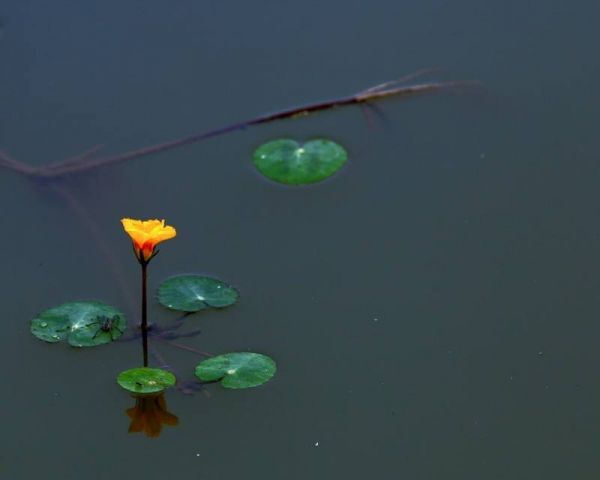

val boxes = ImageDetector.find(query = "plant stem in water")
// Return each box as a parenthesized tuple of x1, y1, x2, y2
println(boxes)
(141, 261, 148, 367)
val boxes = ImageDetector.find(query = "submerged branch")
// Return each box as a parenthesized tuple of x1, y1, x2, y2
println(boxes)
(0, 150, 37, 175)
(0, 74, 479, 179)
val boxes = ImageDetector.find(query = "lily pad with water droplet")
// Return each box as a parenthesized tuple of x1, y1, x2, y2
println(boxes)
(117, 367, 176, 394)
(253, 138, 348, 185)
(30, 301, 126, 347)
(195, 352, 276, 389)
(157, 275, 239, 312)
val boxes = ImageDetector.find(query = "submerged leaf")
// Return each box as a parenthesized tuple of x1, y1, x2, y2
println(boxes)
(117, 367, 176, 394)
(195, 352, 276, 389)
(157, 275, 239, 312)
(30, 301, 126, 347)
(253, 138, 348, 185)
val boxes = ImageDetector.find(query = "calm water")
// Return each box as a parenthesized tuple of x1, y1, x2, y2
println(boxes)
(2, 0, 600, 478)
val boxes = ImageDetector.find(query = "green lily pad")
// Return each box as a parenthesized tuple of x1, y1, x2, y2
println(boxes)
(30, 301, 126, 347)
(253, 138, 348, 185)
(195, 352, 276, 389)
(117, 367, 176, 394)
(157, 275, 239, 312)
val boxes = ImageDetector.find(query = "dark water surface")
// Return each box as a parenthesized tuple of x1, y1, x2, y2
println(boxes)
(2, 0, 600, 478)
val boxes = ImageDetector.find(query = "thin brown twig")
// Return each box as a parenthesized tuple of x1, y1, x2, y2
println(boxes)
(32, 77, 478, 177)
(155, 337, 212, 356)
(0, 74, 479, 180)
(56, 144, 105, 168)
(0, 150, 37, 175)
(149, 346, 171, 369)
(361, 67, 445, 93)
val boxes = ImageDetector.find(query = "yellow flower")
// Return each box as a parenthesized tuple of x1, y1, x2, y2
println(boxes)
(121, 218, 176, 262)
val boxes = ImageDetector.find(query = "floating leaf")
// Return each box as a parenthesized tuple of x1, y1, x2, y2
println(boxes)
(117, 367, 176, 394)
(253, 138, 348, 185)
(30, 301, 126, 347)
(157, 275, 239, 312)
(195, 352, 276, 389)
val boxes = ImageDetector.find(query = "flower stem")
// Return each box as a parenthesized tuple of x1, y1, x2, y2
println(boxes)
(141, 261, 148, 367)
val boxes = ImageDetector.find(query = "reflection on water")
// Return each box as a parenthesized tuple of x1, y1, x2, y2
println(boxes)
(126, 393, 178, 438)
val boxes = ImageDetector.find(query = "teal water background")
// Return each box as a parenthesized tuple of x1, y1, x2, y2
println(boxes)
(2, 1, 600, 478)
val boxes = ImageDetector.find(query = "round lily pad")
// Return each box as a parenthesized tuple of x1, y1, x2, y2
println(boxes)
(30, 301, 126, 347)
(117, 367, 176, 394)
(253, 138, 348, 185)
(157, 275, 239, 312)
(195, 352, 276, 389)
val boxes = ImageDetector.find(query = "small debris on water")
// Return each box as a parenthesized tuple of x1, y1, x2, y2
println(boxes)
(314, 442, 319, 447)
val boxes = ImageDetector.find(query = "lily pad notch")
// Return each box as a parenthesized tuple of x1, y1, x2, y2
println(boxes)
(253, 138, 348, 185)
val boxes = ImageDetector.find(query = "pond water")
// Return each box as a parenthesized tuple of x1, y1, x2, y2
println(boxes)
(2, 0, 600, 478)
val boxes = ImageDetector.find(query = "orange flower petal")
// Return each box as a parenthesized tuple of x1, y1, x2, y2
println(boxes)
(121, 218, 177, 261)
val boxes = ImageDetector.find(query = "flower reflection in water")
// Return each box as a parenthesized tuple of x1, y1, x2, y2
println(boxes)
(126, 393, 178, 437)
